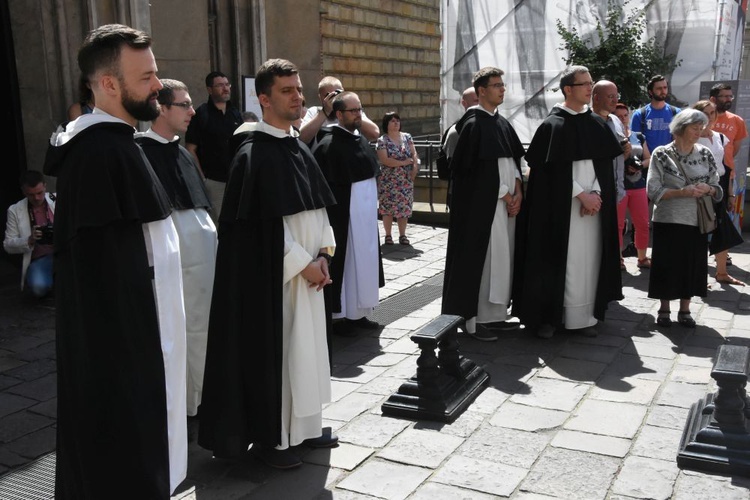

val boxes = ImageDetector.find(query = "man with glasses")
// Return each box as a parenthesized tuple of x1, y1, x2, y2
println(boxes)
(630, 75, 681, 163)
(186, 71, 243, 222)
(136, 79, 217, 423)
(442, 67, 525, 341)
(514, 65, 623, 339)
(313, 91, 382, 338)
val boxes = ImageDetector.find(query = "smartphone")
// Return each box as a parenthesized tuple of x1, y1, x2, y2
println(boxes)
(325, 89, 343, 99)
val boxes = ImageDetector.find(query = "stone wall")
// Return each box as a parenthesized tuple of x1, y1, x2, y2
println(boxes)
(318, 0, 441, 137)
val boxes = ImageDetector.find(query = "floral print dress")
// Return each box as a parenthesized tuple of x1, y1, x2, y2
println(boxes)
(376, 132, 414, 218)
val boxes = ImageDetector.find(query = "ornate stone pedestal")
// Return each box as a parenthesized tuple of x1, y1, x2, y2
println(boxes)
(381, 314, 489, 422)
(677, 344, 750, 475)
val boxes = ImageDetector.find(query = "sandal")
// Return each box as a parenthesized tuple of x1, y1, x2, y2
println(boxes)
(384, 235, 394, 245)
(656, 310, 672, 327)
(637, 257, 652, 269)
(715, 272, 746, 286)
(677, 311, 696, 328)
(399, 235, 410, 245)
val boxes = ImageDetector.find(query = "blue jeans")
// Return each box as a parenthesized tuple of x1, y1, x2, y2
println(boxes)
(26, 254, 53, 298)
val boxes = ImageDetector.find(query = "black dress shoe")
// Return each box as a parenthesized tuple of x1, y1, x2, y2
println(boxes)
(347, 317, 380, 330)
(302, 428, 339, 448)
(251, 444, 302, 469)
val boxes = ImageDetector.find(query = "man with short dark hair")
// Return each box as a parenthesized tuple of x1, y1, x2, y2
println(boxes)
(442, 67, 525, 341)
(709, 82, 747, 284)
(199, 58, 337, 469)
(43, 24, 186, 498)
(136, 79, 217, 419)
(185, 70, 243, 222)
(514, 65, 623, 339)
(3, 170, 56, 297)
(630, 75, 681, 159)
(313, 91, 383, 337)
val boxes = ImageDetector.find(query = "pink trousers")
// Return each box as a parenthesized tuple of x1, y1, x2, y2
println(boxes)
(617, 187, 650, 250)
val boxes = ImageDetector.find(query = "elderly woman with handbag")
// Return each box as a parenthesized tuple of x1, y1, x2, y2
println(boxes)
(647, 109, 723, 327)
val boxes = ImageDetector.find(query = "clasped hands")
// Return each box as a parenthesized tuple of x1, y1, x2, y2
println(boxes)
(682, 183, 712, 198)
(503, 191, 522, 217)
(578, 191, 601, 217)
(301, 258, 332, 291)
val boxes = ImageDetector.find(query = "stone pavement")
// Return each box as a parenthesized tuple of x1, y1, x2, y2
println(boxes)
(2, 223, 750, 499)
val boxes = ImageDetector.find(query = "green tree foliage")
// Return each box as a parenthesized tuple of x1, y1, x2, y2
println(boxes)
(556, 0, 681, 107)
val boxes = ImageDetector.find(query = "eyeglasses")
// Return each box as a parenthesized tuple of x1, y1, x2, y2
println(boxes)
(486, 83, 505, 89)
(212, 83, 231, 89)
(342, 108, 363, 114)
(570, 81, 594, 87)
(170, 101, 193, 109)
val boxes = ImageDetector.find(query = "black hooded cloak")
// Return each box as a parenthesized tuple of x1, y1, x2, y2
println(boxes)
(442, 108, 525, 320)
(512, 106, 624, 328)
(43, 122, 173, 499)
(136, 136, 212, 210)
(312, 126, 384, 314)
(198, 130, 335, 455)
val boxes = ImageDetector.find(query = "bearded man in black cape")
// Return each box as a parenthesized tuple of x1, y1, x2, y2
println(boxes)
(43, 24, 187, 498)
(199, 59, 338, 470)
(513, 66, 623, 339)
(442, 67, 525, 341)
(313, 91, 384, 338)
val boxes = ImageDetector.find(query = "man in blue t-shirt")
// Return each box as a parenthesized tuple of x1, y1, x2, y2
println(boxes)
(630, 75, 681, 158)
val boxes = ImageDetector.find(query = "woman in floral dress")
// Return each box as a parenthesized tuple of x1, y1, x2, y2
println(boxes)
(376, 112, 419, 245)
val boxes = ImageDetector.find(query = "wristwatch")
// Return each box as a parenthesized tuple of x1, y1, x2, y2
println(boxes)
(317, 252, 332, 266)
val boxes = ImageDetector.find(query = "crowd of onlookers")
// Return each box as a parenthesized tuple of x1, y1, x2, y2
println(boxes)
(2, 21, 748, 499)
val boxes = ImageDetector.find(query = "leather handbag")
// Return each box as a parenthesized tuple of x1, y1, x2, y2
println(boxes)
(665, 147, 717, 234)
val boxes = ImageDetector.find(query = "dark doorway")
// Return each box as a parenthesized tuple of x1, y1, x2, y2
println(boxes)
(1, 0, 26, 266)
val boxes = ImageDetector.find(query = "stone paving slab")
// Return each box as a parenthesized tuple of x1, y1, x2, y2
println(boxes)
(458, 425, 550, 469)
(376, 428, 463, 468)
(509, 377, 590, 412)
(550, 429, 631, 458)
(304, 443, 374, 471)
(489, 401, 568, 432)
(520, 447, 620, 500)
(336, 459, 432, 500)
(431, 455, 527, 497)
(564, 399, 647, 439)
(611, 455, 680, 500)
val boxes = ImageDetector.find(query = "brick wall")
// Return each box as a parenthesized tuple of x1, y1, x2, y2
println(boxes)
(320, 0, 441, 137)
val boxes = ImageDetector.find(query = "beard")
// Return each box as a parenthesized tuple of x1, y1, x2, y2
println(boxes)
(717, 100, 732, 112)
(121, 82, 159, 121)
(651, 93, 667, 102)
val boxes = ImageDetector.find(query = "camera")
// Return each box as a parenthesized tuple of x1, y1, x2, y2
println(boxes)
(625, 156, 643, 173)
(37, 223, 54, 245)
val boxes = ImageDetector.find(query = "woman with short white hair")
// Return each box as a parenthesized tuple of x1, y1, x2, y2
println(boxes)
(647, 108, 723, 327)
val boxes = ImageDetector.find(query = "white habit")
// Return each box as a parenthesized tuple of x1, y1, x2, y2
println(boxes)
(465, 156, 520, 333)
(280, 209, 336, 448)
(565, 157, 602, 330)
